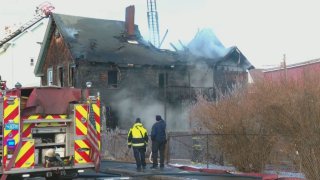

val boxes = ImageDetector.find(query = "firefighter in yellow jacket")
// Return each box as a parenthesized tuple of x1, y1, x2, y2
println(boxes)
(127, 118, 148, 171)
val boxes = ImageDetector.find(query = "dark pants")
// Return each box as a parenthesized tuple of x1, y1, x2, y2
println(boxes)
(152, 141, 166, 167)
(133, 147, 146, 168)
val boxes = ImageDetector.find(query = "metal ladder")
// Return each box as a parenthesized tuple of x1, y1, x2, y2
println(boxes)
(0, 1, 55, 48)
(147, 0, 160, 48)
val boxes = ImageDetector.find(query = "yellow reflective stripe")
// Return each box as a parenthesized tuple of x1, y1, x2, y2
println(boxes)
(45, 115, 53, 119)
(27, 115, 40, 119)
(13, 114, 20, 123)
(75, 139, 89, 148)
(93, 104, 100, 132)
(128, 129, 132, 137)
(92, 104, 99, 116)
(75, 151, 88, 163)
(132, 143, 145, 147)
(96, 122, 101, 133)
(76, 105, 88, 119)
(16, 140, 33, 163)
(3, 128, 9, 138)
(21, 154, 35, 168)
(3, 98, 19, 120)
(59, 115, 67, 119)
(76, 118, 87, 135)
(13, 133, 20, 149)
(23, 124, 32, 138)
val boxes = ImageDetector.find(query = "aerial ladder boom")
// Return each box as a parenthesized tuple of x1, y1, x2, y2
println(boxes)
(0, 2, 55, 49)
(147, 0, 160, 48)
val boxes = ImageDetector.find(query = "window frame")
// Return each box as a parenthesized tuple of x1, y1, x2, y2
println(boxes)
(107, 70, 118, 88)
(47, 67, 53, 86)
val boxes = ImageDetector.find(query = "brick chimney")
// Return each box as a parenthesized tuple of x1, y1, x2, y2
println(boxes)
(125, 5, 135, 38)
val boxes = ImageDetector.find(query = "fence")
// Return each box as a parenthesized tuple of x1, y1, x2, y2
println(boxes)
(166, 132, 224, 168)
(102, 131, 301, 173)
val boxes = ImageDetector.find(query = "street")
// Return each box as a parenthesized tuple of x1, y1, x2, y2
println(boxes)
(73, 161, 260, 180)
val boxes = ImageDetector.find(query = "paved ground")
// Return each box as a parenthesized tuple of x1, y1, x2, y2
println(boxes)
(80, 160, 261, 180)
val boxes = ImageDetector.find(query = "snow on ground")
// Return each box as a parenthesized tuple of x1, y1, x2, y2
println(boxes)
(265, 170, 305, 179)
(169, 162, 305, 179)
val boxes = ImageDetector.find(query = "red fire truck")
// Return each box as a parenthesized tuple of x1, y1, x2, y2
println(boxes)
(0, 82, 101, 179)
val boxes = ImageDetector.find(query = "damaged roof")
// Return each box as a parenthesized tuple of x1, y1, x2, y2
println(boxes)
(35, 14, 254, 76)
(187, 29, 254, 70)
(35, 13, 179, 75)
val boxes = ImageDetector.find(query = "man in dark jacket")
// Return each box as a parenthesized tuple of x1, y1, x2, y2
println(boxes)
(128, 118, 148, 171)
(150, 115, 166, 169)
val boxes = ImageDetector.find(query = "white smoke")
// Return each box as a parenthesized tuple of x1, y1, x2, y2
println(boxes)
(64, 27, 79, 40)
(110, 88, 164, 131)
(188, 28, 228, 59)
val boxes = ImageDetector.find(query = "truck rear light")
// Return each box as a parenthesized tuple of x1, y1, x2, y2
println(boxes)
(77, 169, 84, 173)
(22, 174, 30, 178)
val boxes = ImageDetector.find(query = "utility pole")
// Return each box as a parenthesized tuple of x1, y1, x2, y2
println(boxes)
(283, 54, 287, 81)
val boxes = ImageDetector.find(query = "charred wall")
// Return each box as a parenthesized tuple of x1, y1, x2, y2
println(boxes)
(41, 25, 74, 87)
(75, 62, 198, 130)
(74, 61, 247, 131)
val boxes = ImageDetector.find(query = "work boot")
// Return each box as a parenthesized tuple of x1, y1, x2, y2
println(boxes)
(150, 165, 158, 169)
(136, 167, 142, 172)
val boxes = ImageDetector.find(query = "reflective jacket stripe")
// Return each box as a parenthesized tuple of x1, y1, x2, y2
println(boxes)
(132, 143, 145, 147)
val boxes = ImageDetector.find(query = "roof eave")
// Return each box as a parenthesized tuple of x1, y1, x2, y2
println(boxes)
(34, 17, 53, 77)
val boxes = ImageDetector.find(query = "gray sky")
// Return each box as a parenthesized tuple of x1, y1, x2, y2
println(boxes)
(1, 0, 320, 68)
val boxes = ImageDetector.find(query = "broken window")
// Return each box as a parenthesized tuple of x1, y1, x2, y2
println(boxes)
(57, 66, 64, 87)
(69, 64, 76, 87)
(47, 67, 53, 86)
(108, 70, 118, 88)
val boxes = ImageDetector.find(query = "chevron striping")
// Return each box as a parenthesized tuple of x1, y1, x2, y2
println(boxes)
(77, 105, 88, 119)
(76, 118, 87, 135)
(3, 98, 19, 120)
(15, 141, 34, 168)
(74, 140, 91, 163)
(4, 107, 19, 123)
(26, 115, 41, 119)
(15, 141, 32, 163)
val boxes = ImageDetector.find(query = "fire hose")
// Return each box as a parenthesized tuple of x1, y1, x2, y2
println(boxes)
(149, 152, 153, 163)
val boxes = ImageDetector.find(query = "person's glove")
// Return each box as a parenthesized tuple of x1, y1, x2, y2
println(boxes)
(128, 145, 131, 149)
(143, 144, 146, 152)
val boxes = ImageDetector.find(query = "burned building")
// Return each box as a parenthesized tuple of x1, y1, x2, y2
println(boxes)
(34, 12, 254, 131)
